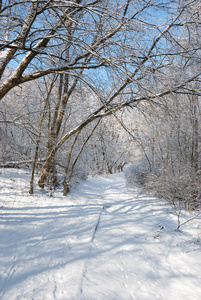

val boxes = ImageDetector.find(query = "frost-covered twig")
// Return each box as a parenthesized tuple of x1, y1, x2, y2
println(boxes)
(177, 211, 201, 230)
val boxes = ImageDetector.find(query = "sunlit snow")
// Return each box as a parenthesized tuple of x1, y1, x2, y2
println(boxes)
(0, 169, 201, 300)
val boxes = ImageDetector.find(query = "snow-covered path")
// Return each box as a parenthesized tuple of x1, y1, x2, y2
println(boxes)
(0, 169, 201, 300)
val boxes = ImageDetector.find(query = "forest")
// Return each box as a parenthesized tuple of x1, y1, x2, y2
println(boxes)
(0, 0, 201, 210)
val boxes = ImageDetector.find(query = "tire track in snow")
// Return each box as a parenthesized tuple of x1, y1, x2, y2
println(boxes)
(91, 205, 105, 243)
(78, 204, 104, 297)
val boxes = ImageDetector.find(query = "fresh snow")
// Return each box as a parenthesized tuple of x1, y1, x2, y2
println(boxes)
(0, 168, 201, 300)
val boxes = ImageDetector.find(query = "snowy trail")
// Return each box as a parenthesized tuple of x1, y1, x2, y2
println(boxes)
(0, 169, 201, 300)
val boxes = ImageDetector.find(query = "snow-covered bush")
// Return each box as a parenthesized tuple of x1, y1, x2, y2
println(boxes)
(124, 162, 150, 187)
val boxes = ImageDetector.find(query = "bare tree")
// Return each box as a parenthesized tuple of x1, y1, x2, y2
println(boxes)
(0, 0, 201, 191)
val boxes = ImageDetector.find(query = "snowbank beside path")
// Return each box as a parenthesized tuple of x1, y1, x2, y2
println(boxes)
(0, 169, 201, 300)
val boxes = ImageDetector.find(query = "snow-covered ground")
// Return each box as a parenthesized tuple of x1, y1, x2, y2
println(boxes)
(0, 168, 201, 300)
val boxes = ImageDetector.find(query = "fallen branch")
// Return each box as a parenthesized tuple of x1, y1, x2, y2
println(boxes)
(0, 160, 45, 168)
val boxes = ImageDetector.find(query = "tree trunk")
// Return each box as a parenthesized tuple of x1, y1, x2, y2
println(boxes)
(29, 76, 56, 194)
(63, 120, 100, 195)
